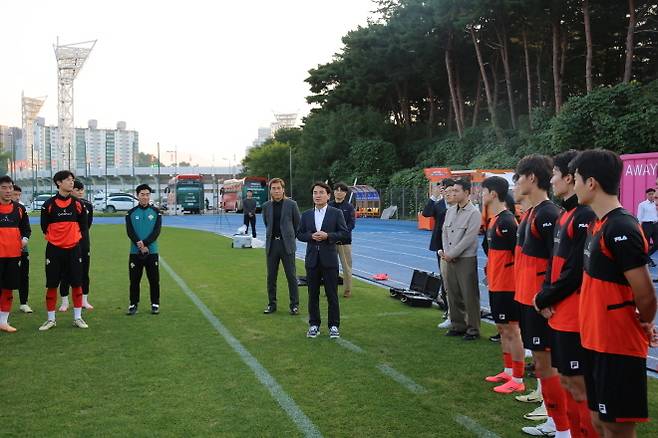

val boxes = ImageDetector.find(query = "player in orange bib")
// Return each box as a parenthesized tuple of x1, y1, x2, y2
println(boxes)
(573, 149, 656, 437)
(481, 176, 526, 394)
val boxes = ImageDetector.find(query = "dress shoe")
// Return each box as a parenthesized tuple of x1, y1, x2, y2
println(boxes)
(445, 329, 466, 337)
(263, 305, 276, 314)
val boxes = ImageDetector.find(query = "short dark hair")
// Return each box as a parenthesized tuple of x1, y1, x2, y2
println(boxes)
(12, 184, 21, 192)
(135, 184, 153, 194)
(516, 154, 553, 192)
(333, 182, 349, 192)
(553, 150, 579, 178)
(73, 180, 84, 190)
(0, 175, 13, 186)
(646, 188, 656, 194)
(311, 181, 331, 195)
(441, 178, 455, 188)
(246, 189, 253, 194)
(482, 176, 509, 202)
(453, 178, 471, 193)
(569, 149, 622, 196)
(504, 193, 516, 213)
(53, 170, 74, 187)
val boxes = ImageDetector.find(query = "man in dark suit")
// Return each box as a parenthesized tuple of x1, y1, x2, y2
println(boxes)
(421, 178, 454, 270)
(261, 178, 301, 315)
(297, 182, 349, 339)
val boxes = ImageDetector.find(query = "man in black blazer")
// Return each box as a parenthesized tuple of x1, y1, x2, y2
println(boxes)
(261, 178, 301, 315)
(297, 182, 349, 339)
(421, 178, 454, 270)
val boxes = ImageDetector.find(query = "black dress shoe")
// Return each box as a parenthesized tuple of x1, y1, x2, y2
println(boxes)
(445, 329, 466, 337)
(289, 307, 299, 315)
(463, 333, 480, 341)
(263, 306, 276, 314)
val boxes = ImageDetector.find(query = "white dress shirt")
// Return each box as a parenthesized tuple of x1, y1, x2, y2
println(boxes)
(314, 205, 327, 231)
(637, 199, 658, 223)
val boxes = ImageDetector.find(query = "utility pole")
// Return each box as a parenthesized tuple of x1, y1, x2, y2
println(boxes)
(157, 142, 161, 205)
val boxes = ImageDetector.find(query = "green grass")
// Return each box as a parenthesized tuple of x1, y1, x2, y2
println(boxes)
(3, 225, 657, 437)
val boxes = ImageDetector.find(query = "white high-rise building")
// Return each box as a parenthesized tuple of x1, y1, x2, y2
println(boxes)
(31, 119, 139, 171)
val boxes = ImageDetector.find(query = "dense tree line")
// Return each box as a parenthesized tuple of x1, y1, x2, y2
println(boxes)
(243, 0, 658, 206)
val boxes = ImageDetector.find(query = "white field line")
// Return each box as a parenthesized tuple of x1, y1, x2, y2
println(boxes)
(376, 364, 428, 394)
(160, 257, 323, 438)
(454, 414, 501, 438)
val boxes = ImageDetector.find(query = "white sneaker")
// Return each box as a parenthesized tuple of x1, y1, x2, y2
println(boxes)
(19, 304, 33, 313)
(329, 326, 340, 339)
(523, 403, 548, 421)
(72, 318, 89, 329)
(516, 388, 543, 403)
(39, 320, 57, 331)
(437, 319, 452, 329)
(521, 419, 556, 436)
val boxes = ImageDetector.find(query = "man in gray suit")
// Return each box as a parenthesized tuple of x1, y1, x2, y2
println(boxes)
(261, 178, 301, 315)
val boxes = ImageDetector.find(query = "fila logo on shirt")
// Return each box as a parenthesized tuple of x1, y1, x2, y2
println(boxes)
(613, 235, 628, 242)
(570, 361, 580, 370)
(542, 222, 552, 228)
(599, 404, 607, 414)
(578, 223, 589, 229)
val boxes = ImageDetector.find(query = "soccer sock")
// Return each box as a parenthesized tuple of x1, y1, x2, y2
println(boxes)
(0, 311, 9, 325)
(82, 294, 89, 307)
(512, 360, 525, 384)
(60, 295, 69, 308)
(503, 352, 513, 375)
(541, 375, 570, 432)
(46, 288, 58, 312)
(73, 307, 82, 320)
(72, 286, 83, 309)
(565, 390, 583, 438)
(0, 289, 13, 312)
(576, 400, 597, 437)
(48, 311, 56, 321)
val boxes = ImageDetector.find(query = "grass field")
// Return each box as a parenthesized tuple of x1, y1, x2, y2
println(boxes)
(3, 225, 657, 437)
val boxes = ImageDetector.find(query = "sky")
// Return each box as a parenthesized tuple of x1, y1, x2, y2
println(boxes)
(0, 0, 375, 166)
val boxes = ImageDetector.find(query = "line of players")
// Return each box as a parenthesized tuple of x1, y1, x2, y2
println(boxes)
(481, 149, 657, 438)
(0, 171, 93, 332)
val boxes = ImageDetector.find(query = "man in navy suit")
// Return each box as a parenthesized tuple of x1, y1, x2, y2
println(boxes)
(297, 182, 349, 339)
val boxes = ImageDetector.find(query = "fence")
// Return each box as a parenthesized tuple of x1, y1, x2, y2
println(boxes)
(375, 186, 429, 220)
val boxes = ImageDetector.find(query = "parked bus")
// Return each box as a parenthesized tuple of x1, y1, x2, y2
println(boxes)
(220, 176, 268, 212)
(166, 174, 203, 214)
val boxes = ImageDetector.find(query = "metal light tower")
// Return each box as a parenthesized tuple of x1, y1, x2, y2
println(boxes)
(22, 92, 46, 181)
(54, 38, 96, 171)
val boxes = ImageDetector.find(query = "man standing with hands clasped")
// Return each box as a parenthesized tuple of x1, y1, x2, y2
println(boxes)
(297, 182, 349, 339)
(439, 179, 482, 340)
(125, 184, 162, 316)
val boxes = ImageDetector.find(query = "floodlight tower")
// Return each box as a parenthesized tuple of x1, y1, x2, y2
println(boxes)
(54, 38, 96, 171)
(21, 92, 47, 172)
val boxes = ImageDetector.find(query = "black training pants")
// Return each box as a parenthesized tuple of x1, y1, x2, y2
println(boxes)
(129, 253, 160, 306)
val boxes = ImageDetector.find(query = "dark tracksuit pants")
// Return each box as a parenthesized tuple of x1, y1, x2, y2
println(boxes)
(244, 213, 257, 238)
(18, 252, 29, 305)
(129, 253, 160, 306)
